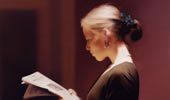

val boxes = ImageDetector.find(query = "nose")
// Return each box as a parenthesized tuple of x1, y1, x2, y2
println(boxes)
(86, 43, 90, 51)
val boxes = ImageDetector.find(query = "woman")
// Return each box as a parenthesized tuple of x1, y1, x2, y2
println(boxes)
(80, 4, 142, 100)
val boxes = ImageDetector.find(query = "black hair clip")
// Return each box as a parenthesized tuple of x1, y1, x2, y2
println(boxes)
(120, 11, 136, 27)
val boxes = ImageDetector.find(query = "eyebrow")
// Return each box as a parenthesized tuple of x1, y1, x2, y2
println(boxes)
(85, 32, 94, 40)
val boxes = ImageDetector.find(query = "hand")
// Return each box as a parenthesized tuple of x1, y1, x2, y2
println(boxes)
(68, 88, 80, 100)
(58, 89, 80, 100)
(68, 88, 78, 96)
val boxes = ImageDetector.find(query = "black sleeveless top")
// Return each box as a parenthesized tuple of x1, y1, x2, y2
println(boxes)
(87, 62, 139, 100)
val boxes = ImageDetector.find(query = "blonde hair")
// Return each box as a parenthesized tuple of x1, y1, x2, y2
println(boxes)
(81, 4, 121, 31)
(81, 4, 143, 43)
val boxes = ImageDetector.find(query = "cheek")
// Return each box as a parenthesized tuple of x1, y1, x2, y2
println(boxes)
(92, 39, 105, 51)
(90, 39, 107, 61)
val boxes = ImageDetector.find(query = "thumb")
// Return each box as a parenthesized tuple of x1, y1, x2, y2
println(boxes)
(68, 88, 77, 95)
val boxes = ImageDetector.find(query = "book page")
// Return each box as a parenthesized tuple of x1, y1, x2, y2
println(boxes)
(22, 72, 80, 100)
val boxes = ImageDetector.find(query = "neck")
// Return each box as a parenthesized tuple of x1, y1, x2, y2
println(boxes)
(109, 43, 132, 64)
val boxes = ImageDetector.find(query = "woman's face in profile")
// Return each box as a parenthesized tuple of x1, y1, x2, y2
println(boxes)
(83, 28, 107, 61)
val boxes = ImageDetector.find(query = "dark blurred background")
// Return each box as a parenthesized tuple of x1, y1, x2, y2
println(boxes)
(0, 0, 169, 100)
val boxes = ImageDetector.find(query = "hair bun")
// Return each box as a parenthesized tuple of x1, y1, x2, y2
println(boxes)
(130, 19, 143, 42)
(118, 12, 143, 42)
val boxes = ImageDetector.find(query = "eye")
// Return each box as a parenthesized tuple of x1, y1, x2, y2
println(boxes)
(86, 38, 92, 43)
(85, 32, 95, 42)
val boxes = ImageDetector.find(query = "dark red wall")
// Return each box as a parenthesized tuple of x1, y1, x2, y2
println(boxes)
(133, 0, 170, 100)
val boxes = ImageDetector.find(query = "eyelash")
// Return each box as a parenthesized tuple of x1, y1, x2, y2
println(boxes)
(87, 38, 92, 42)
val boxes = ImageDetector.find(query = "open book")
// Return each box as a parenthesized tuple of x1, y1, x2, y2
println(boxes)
(22, 72, 80, 100)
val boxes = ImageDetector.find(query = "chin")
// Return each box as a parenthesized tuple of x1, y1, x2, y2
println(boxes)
(95, 57, 105, 62)
(92, 54, 105, 61)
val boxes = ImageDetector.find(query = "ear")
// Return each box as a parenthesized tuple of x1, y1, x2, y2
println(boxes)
(103, 28, 112, 36)
(103, 28, 111, 47)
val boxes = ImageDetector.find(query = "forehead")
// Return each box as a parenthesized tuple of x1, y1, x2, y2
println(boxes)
(82, 28, 94, 38)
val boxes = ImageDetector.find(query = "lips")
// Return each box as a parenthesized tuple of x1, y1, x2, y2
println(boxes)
(90, 51, 95, 56)
(89, 50, 92, 54)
